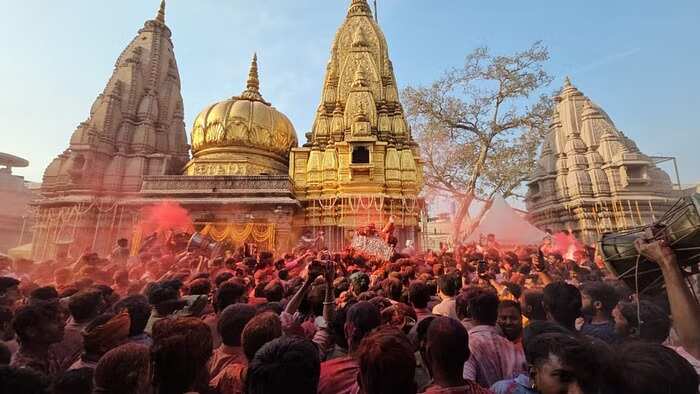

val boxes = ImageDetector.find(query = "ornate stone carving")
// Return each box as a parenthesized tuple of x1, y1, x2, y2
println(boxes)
(41, 0, 189, 193)
(525, 78, 676, 243)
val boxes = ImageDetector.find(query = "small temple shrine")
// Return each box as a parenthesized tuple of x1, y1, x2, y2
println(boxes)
(525, 78, 677, 243)
(32, 0, 424, 259)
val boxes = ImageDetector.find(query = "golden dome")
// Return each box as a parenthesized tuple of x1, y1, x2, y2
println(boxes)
(187, 54, 298, 176)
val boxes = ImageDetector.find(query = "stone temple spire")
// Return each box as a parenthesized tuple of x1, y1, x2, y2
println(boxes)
(156, 0, 166, 24)
(240, 53, 269, 104)
(525, 79, 675, 242)
(42, 2, 188, 193)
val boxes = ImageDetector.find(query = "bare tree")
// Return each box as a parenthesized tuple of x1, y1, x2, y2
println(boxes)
(403, 42, 553, 242)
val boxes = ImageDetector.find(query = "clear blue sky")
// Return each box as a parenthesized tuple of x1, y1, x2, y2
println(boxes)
(1, 0, 698, 185)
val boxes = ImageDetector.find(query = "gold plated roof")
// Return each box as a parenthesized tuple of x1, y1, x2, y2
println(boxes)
(190, 54, 298, 159)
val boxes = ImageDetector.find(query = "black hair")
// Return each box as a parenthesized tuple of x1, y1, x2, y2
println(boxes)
(521, 289, 547, 321)
(356, 327, 416, 394)
(242, 312, 283, 361)
(159, 280, 183, 293)
(0, 342, 10, 365)
(246, 337, 321, 394)
(254, 282, 267, 298)
(147, 285, 178, 306)
(0, 277, 20, 294)
(521, 320, 569, 349)
(436, 274, 460, 297)
(581, 281, 619, 313)
(187, 278, 212, 296)
(12, 303, 58, 343)
(414, 315, 437, 348)
(214, 281, 247, 313)
(426, 317, 470, 378)
(263, 281, 284, 303)
(29, 286, 59, 302)
(68, 290, 103, 321)
(330, 301, 357, 351)
(382, 277, 403, 302)
(53, 368, 93, 394)
(214, 272, 235, 287)
(346, 301, 381, 350)
(113, 295, 151, 337)
(408, 281, 430, 309)
(607, 342, 698, 394)
(0, 305, 13, 324)
(466, 288, 499, 325)
(619, 300, 671, 343)
(0, 365, 50, 394)
(524, 333, 599, 392)
(425, 280, 437, 296)
(455, 291, 470, 320)
(543, 281, 582, 330)
(218, 304, 257, 347)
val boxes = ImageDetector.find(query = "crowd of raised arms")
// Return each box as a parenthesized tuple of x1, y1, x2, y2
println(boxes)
(0, 228, 699, 394)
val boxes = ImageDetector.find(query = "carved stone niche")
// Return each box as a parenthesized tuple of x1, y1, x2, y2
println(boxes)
(527, 181, 542, 201)
(622, 164, 650, 187)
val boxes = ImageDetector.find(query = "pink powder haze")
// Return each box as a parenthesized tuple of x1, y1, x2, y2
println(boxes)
(138, 201, 194, 236)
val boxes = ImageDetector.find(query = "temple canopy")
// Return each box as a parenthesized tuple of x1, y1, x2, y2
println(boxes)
(466, 196, 546, 245)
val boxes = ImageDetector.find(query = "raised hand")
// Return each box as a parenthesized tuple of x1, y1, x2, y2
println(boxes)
(634, 238, 676, 268)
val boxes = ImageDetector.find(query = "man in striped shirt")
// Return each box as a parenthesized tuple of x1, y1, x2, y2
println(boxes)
(460, 288, 526, 388)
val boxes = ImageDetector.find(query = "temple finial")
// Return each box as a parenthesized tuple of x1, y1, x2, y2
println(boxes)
(247, 53, 260, 94)
(348, 0, 372, 17)
(240, 53, 268, 103)
(156, 0, 166, 24)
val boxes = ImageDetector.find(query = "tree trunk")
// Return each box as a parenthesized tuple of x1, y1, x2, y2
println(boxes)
(452, 193, 474, 244)
(461, 198, 493, 240)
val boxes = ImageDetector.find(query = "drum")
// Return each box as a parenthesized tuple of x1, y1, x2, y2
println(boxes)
(187, 232, 226, 258)
(599, 194, 700, 295)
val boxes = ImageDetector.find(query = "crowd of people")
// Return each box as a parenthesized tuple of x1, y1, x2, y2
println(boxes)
(0, 227, 699, 394)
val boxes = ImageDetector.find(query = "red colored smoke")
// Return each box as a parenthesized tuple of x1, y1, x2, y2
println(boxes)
(552, 232, 584, 260)
(138, 201, 193, 236)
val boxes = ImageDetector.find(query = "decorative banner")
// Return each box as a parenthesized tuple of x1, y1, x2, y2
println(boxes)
(351, 233, 394, 261)
(200, 223, 276, 251)
(130, 226, 143, 257)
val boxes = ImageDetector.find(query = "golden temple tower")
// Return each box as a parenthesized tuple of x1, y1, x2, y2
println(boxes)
(290, 0, 424, 248)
